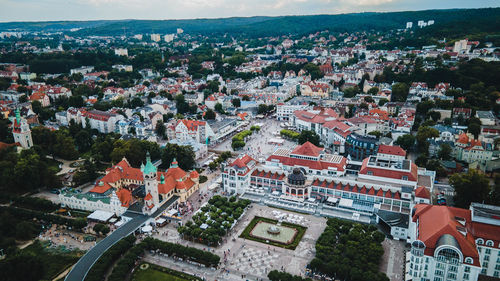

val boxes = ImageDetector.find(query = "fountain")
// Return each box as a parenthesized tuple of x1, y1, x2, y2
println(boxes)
(267, 225, 281, 235)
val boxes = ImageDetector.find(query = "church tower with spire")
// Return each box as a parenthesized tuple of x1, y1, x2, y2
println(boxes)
(141, 151, 159, 213)
(12, 108, 33, 149)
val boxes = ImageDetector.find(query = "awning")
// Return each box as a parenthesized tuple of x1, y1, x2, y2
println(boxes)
(87, 210, 114, 222)
(339, 198, 353, 208)
(326, 197, 338, 204)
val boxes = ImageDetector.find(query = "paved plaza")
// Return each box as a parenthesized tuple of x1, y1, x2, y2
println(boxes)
(151, 203, 328, 280)
(380, 238, 407, 281)
(213, 118, 296, 158)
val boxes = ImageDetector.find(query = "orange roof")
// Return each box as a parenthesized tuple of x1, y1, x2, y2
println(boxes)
(415, 186, 430, 199)
(190, 170, 199, 178)
(165, 167, 186, 181)
(378, 145, 406, 157)
(90, 181, 113, 193)
(291, 141, 323, 157)
(144, 193, 153, 201)
(412, 204, 480, 266)
(116, 188, 132, 207)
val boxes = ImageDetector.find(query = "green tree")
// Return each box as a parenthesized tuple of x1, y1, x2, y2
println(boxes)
(303, 63, 323, 80)
(416, 126, 439, 153)
(155, 120, 166, 138)
(467, 117, 481, 139)
(214, 103, 224, 114)
(437, 143, 452, 160)
(391, 82, 409, 102)
(451, 169, 490, 208)
(204, 109, 216, 120)
(298, 130, 321, 146)
(231, 98, 241, 108)
(368, 87, 379, 95)
(395, 134, 415, 151)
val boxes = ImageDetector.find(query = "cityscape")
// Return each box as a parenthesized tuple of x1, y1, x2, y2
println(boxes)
(0, 1, 500, 281)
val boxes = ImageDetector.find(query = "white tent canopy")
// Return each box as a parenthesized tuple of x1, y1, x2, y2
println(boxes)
(141, 225, 153, 233)
(87, 210, 114, 222)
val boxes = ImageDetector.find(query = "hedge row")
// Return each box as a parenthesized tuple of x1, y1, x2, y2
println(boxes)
(84, 235, 136, 281)
(268, 270, 312, 281)
(108, 241, 146, 281)
(145, 263, 203, 281)
(12, 196, 59, 212)
(142, 237, 220, 267)
(0, 206, 86, 230)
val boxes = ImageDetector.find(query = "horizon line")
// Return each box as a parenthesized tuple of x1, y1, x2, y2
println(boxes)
(0, 6, 498, 24)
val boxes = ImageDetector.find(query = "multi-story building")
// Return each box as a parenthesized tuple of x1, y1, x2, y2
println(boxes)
(60, 155, 200, 215)
(82, 110, 124, 134)
(407, 203, 500, 281)
(70, 66, 94, 75)
(455, 133, 493, 164)
(167, 119, 215, 144)
(276, 102, 309, 121)
(266, 141, 348, 177)
(345, 133, 379, 161)
(114, 48, 128, 56)
(222, 154, 258, 194)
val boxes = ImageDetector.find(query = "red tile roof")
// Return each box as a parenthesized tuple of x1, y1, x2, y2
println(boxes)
(415, 186, 431, 199)
(378, 145, 406, 157)
(359, 157, 418, 182)
(291, 141, 323, 157)
(412, 204, 480, 266)
(116, 188, 132, 207)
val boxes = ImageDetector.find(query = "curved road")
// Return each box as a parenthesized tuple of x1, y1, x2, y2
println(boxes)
(65, 214, 149, 281)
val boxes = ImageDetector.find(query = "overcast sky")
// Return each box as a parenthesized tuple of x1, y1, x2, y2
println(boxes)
(0, 0, 498, 22)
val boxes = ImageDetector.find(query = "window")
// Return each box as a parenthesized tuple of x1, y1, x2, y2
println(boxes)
(463, 273, 469, 280)
(464, 266, 471, 273)
(486, 240, 494, 247)
(465, 257, 473, 264)
(477, 238, 484, 245)
(402, 176, 408, 180)
(486, 248, 492, 255)
(494, 271, 500, 278)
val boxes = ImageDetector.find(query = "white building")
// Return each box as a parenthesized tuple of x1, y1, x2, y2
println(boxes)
(150, 34, 161, 42)
(114, 48, 128, 56)
(164, 34, 175, 42)
(82, 110, 124, 134)
(11, 109, 33, 149)
(407, 202, 500, 281)
(406, 22, 413, 29)
(70, 66, 94, 75)
(222, 154, 257, 194)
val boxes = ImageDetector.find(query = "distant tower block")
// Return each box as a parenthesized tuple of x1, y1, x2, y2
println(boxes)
(406, 22, 413, 29)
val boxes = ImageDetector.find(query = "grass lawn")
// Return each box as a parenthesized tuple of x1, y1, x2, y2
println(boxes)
(239, 216, 307, 250)
(131, 264, 202, 281)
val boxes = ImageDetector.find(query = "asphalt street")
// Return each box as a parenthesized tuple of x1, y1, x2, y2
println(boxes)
(65, 214, 149, 281)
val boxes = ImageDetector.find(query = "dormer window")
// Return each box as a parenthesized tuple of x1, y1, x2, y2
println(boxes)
(476, 238, 484, 245)
(486, 240, 494, 247)
(465, 257, 473, 264)
(402, 176, 408, 180)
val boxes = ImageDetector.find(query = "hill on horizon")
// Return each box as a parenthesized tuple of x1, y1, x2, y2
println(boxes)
(0, 7, 499, 39)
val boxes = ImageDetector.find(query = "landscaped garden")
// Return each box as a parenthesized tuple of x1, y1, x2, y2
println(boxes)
(177, 195, 250, 246)
(239, 216, 307, 250)
(131, 263, 202, 281)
